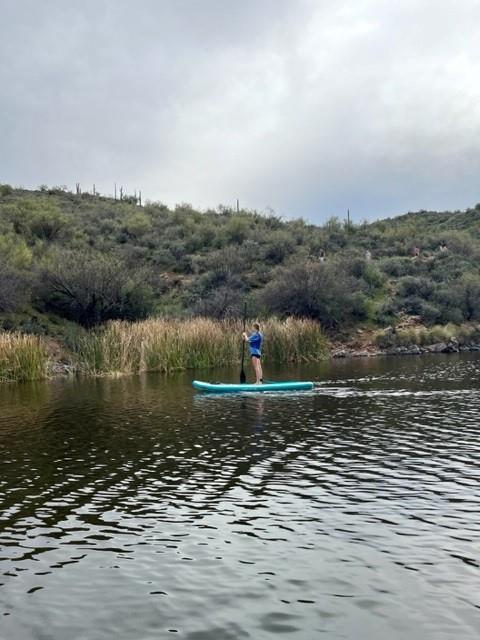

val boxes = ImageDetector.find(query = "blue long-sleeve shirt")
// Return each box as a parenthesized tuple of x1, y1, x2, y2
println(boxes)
(248, 331, 263, 356)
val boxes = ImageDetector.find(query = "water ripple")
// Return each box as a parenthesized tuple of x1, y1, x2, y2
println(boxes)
(1, 356, 479, 639)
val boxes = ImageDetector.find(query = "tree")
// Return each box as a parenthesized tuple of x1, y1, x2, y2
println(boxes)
(193, 285, 244, 318)
(38, 251, 153, 327)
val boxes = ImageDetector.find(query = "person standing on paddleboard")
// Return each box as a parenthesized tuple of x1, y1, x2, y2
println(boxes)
(242, 323, 263, 384)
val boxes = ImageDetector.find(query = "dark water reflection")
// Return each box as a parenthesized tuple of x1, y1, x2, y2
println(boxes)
(1, 354, 479, 639)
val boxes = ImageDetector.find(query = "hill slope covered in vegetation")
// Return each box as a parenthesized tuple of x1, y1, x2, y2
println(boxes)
(1, 183, 480, 341)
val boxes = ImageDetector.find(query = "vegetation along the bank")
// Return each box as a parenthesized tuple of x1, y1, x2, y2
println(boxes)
(0, 318, 327, 381)
(1, 182, 480, 380)
(0, 332, 49, 382)
(69, 318, 328, 376)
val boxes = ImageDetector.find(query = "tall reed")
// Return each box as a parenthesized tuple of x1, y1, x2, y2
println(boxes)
(0, 332, 49, 382)
(70, 317, 328, 376)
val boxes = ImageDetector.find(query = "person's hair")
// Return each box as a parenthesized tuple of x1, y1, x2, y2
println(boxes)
(253, 322, 260, 331)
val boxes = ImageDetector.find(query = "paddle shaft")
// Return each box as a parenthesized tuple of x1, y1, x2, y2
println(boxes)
(240, 302, 247, 383)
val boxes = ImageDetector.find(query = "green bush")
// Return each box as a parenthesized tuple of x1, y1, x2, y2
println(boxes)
(262, 259, 368, 328)
(0, 234, 33, 269)
(346, 259, 385, 291)
(378, 257, 415, 277)
(397, 276, 435, 299)
(2, 197, 68, 241)
(192, 285, 244, 318)
(262, 230, 296, 264)
(0, 263, 30, 312)
(419, 302, 443, 324)
(124, 212, 152, 239)
(461, 273, 480, 320)
(38, 251, 154, 327)
(374, 299, 397, 326)
(0, 184, 13, 197)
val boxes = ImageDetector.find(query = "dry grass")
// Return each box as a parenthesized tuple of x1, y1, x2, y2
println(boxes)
(71, 317, 329, 376)
(0, 332, 49, 382)
(375, 323, 480, 348)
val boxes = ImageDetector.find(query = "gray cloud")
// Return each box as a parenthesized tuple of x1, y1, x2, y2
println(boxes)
(1, 0, 480, 222)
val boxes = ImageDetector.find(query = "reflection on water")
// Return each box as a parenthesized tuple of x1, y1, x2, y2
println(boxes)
(1, 354, 479, 639)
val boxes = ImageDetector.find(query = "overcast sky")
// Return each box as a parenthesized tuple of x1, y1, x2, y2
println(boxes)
(1, 0, 480, 223)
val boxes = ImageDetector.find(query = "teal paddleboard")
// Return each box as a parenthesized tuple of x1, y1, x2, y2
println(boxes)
(192, 380, 314, 393)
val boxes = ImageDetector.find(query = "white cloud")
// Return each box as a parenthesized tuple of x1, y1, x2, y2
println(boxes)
(1, 0, 480, 221)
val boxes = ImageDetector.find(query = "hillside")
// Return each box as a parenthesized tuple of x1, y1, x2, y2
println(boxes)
(1, 183, 480, 341)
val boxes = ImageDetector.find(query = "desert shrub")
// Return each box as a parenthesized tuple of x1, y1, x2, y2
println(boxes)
(124, 212, 152, 239)
(378, 257, 415, 277)
(345, 258, 385, 290)
(444, 231, 476, 257)
(460, 273, 480, 320)
(374, 299, 398, 326)
(397, 276, 435, 299)
(419, 302, 443, 324)
(429, 276, 480, 323)
(151, 247, 177, 269)
(430, 254, 476, 282)
(0, 263, 30, 312)
(38, 251, 154, 327)
(363, 263, 386, 290)
(0, 184, 13, 197)
(0, 234, 33, 269)
(262, 260, 367, 328)
(432, 283, 464, 323)
(262, 230, 296, 264)
(192, 285, 244, 318)
(223, 217, 250, 244)
(195, 247, 248, 278)
(5, 198, 69, 241)
(397, 293, 440, 323)
(162, 240, 191, 271)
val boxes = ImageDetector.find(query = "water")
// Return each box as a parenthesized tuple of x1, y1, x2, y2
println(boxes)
(1, 354, 479, 639)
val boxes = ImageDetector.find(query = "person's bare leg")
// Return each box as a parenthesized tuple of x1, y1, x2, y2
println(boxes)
(252, 357, 262, 384)
(252, 357, 258, 383)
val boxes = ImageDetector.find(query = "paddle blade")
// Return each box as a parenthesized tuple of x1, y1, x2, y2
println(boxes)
(240, 368, 246, 384)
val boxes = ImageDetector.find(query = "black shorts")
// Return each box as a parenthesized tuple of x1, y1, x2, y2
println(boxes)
(251, 354, 261, 359)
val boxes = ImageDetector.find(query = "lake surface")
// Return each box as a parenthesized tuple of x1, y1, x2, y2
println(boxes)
(1, 354, 479, 639)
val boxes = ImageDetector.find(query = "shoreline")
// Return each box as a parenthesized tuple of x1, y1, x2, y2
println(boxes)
(5, 342, 480, 383)
(48, 338, 480, 378)
(331, 323, 480, 359)
(3, 319, 480, 384)
(332, 342, 480, 359)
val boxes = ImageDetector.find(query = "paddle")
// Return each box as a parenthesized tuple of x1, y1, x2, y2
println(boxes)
(240, 302, 247, 384)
